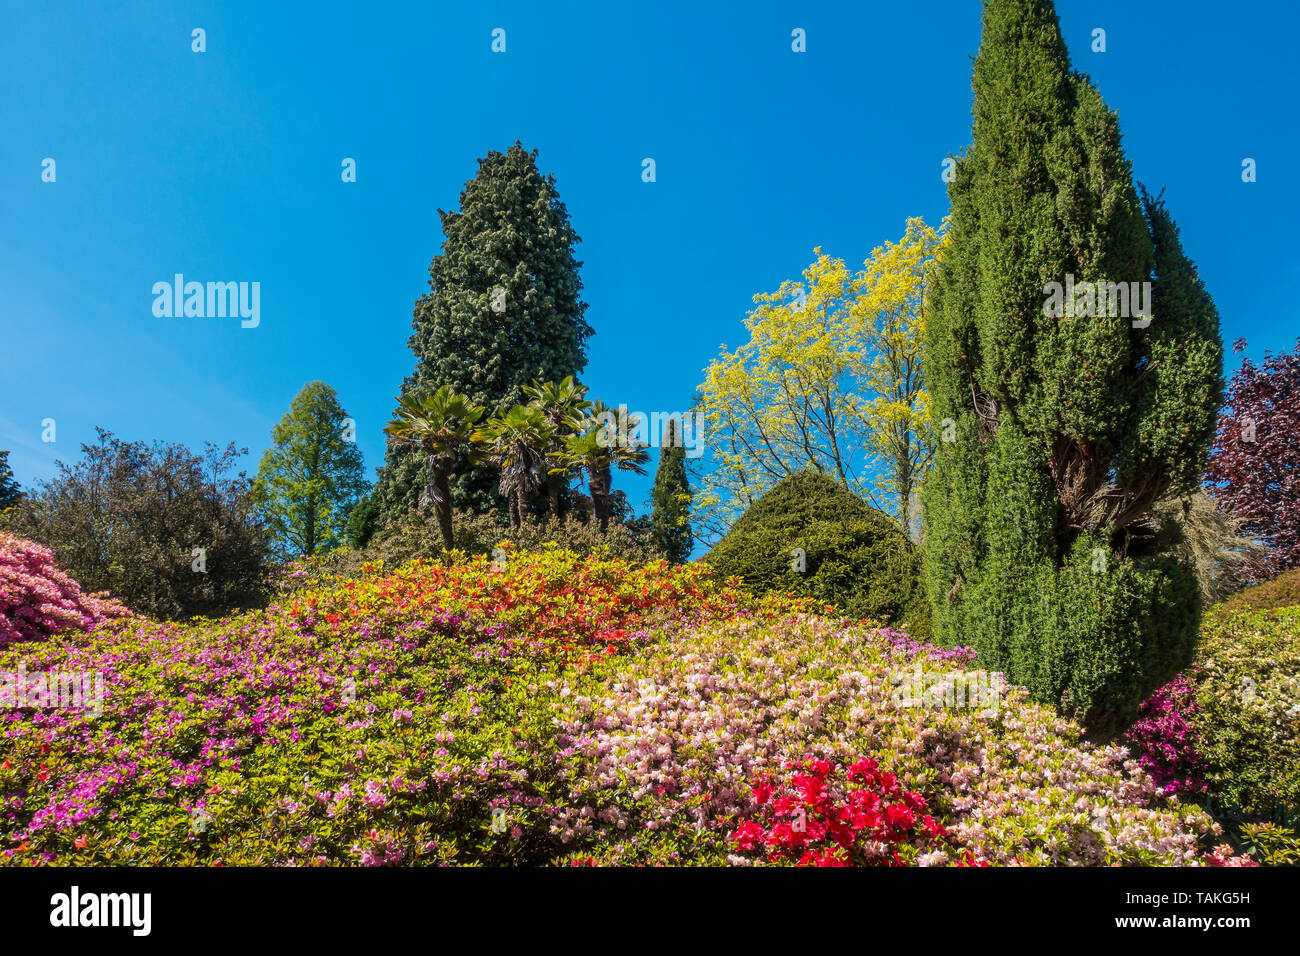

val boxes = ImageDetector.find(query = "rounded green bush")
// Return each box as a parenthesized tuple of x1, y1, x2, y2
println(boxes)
(702, 471, 930, 637)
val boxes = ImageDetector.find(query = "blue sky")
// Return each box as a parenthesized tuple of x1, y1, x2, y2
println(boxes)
(2, 0, 1296, 532)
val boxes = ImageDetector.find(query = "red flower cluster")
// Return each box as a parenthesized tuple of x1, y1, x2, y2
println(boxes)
(732, 757, 948, 866)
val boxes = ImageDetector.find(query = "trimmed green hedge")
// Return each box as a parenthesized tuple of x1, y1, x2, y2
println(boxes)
(703, 471, 930, 637)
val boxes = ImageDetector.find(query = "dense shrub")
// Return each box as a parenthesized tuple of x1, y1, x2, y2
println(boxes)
(551, 612, 1227, 866)
(0, 550, 801, 865)
(0, 534, 128, 647)
(274, 508, 665, 593)
(3, 430, 272, 620)
(1192, 606, 1300, 825)
(1123, 595, 1300, 850)
(1120, 672, 1208, 797)
(1, 549, 1238, 866)
(703, 471, 930, 637)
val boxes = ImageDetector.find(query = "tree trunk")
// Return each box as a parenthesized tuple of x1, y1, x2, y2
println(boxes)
(590, 464, 611, 532)
(434, 469, 453, 552)
(508, 488, 522, 530)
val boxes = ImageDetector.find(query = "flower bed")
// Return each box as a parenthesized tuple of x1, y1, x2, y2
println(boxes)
(1, 548, 1237, 865)
(549, 613, 1226, 865)
(0, 549, 801, 865)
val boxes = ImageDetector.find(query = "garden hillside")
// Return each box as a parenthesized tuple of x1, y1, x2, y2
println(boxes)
(1122, 568, 1300, 852)
(1, 543, 1246, 867)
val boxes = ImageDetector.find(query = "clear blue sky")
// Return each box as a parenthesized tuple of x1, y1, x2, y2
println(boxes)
(3, 0, 1296, 529)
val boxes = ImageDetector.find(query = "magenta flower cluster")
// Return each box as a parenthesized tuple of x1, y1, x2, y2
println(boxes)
(1120, 672, 1208, 797)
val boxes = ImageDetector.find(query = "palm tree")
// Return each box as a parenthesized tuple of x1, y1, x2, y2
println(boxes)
(383, 387, 485, 551)
(524, 376, 590, 525)
(562, 401, 650, 532)
(474, 405, 553, 530)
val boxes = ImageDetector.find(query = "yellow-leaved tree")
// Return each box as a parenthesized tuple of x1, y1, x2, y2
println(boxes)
(692, 217, 945, 542)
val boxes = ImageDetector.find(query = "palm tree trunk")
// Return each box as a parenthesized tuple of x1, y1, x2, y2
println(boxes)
(590, 464, 611, 532)
(434, 468, 453, 551)
(509, 488, 522, 530)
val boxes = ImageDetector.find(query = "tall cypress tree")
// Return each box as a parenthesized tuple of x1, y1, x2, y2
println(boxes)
(923, 0, 1222, 739)
(374, 143, 593, 522)
(649, 418, 694, 562)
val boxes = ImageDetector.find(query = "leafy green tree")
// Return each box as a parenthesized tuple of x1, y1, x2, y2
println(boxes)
(693, 219, 943, 542)
(922, 0, 1222, 739)
(3, 430, 271, 620)
(0, 451, 21, 513)
(475, 405, 552, 530)
(253, 382, 369, 558)
(649, 418, 694, 562)
(374, 143, 594, 525)
(384, 387, 486, 551)
(524, 376, 591, 525)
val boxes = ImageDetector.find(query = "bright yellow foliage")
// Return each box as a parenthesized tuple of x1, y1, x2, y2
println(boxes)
(693, 218, 946, 541)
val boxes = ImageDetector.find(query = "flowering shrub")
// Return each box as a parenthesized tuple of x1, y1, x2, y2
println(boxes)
(1124, 602, 1300, 832)
(0, 533, 128, 647)
(1120, 672, 1208, 797)
(730, 757, 950, 866)
(271, 509, 666, 596)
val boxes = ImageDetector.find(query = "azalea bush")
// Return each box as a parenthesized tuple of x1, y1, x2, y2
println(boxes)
(0, 533, 128, 648)
(730, 757, 952, 867)
(1120, 672, 1208, 798)
(1192, 606, 1300, 825)
(271, 509, 665, 595)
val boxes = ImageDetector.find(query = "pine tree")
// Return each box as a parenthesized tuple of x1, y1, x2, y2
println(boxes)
(922, 0, 1222, 739)
(374, 143, 593, 526)
(0, 451, 21, 512)
(253, 382, 370, 557)
(649, 418, 694, 562)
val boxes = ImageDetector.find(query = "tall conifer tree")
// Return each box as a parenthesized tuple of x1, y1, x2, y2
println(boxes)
(922, 0, 1222, 739)
(253, 382, 369, 558)
(649, 419, 694, 562)
(375, 143, 593, 522)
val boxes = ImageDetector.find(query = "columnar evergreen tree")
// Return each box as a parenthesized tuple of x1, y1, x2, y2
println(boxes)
(649, 418, 694, 562)
(373, 143, 593, 526)
(922, 0, 1222, 739)
(253, 382, 370, 558)
(344, 492, 381, 548)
